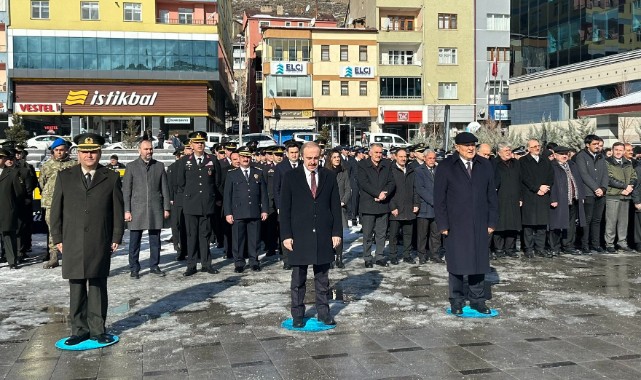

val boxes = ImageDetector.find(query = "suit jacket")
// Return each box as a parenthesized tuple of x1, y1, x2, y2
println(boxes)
(414, 163, 436, 219)
(167, 160, 183, 207)
(520, 154, 554, 225)
(223, 166, 269, 219)
(273, 159, 302, 210)
(280, 166, 342, 266)
(50, 165, 125, 279)
(0, 167, 26, 231)
(389, 164, 419, 221)
(434, 153, 498, 275)
(357, 159, 396, 214)
(122, 158, 170, 230)
(175, 153, 220, 216)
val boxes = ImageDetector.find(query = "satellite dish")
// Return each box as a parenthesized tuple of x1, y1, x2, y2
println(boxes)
(310, 18, 316, 26)
(305, 4, 311, 12)
(466, 121, 482, 133)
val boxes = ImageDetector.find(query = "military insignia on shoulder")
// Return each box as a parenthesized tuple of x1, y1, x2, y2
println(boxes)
(253, 166, 262, 171)
(268, 169, 274, 173)
(254, 173, 259, 180)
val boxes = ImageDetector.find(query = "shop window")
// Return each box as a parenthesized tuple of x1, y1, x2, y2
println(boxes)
(438, 13, 457, 29)
(124, 3, 142, 22)
(359, 46, 367, 61)
(178, 8, 194, 24)
(341, 81, 349, 96)
(322, 80, 330, 95)
(359, 81, 367, 96)
(438, 48, 457, 65)
(31, 0, 49, 19)
(321, 45, 330, 61)
(340, 45, 348, 61)
(379, 77, 421, 99)
(438, 82, 458, 99)
(81, 2, 99, 20)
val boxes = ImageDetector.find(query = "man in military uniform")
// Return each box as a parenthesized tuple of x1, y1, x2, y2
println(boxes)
(12, 145, 37, 259)
(50, 133, 124, 346)
(39, 138, 77, 268)
(175, 132, 221, 276)
(167, 148, 187, 260)
(261, 146, 279, 256)
(0, 148, 25, 269)
(220, 142, 238, 170)
(224, 146, 269, 272)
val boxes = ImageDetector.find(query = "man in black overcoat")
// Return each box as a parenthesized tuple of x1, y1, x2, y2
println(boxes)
(167, 148, 188, 260)
(273, 141, 302, 269)
(388, 148, 419, 264)
(280, 142, 342, 328)
(434, 132, 498, 315)
(493, 143, 522, 258)
(520, 139, 554, 257)
(0, 148, 25, 269)
(50, 133, 124, 346)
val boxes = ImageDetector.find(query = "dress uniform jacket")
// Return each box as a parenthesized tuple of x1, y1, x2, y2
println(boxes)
(223, 167, 269, 219)
(122, 158, 170, 230)
(263, 162, 277, 213)
(0, 167, 25, 231)
(50, 165, 125, 279)
(176, 154, 220, 216)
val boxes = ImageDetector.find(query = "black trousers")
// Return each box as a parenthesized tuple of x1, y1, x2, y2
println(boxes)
(634, 211, 641, 248)
(185, 214, 212, 270)
(549, 203, 578, 251)
(523, 225, 547, 252)
(128, 229, 161, 272)
(493, 231, 518, 252)
(290, 263, 330, 319)
(361, 213, 388, 262)
(69, 277, 108, 337)
(232, 218, 261, 268)
(170, 203, 187, 258)
(350, 183, 359, 221)
(416, 217, 441, 259)
(212, 205, 225, 246)
(582, 196, 606, 248)
(1, 231, 17, 265)
(449, 273, 485, 307)
(389, 220, 414, 260)
(261, 211, 279, 254)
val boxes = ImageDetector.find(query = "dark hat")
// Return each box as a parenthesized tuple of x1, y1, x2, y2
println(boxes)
(0, 148, 9, 157)
(259, 148, 267, 155)
(188, 131, 206, 143)
(110, 154, 119, 160)
(74, 133, 105, 151)
(173, 148, 183, 156)
(512, 146, 526, 155)
(273, 146, 285, 155)
(217, 146, 225, 154)
(14, 144, 26, 152)
(265, 145, 276, 154)
(633, 146, 641, 155)
(553, 146, 572, 154)
(238, 146, 252, 157)
(224, 141, 238, 150)
(389, 146, 399, 154)
(415, 145, 430, 154)
(314, 138, 327, 148)
(182, 139, 192, 147)
(49, 137, 67, 151)
(454, 132, 478, 145)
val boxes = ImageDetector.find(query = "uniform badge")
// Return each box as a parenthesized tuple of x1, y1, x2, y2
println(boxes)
(254, 174, 259, 180)
(208, 168, 212, 176)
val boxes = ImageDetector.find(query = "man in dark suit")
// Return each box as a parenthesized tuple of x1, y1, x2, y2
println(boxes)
(221, 151, 241, 259)
(434, 132, 498, 315)
(167, 148, 187, 260)
(280, 142, 342, 328)
(224, 147, 269, 272)
(50, 133, 124, 345)
(358, 143, 396, 268)
(175, 132, 221, 276)
(12, 145, 37, 260)
(0, 148, 25, 269)
(414, 148, 442, 263)
(273, 141, 302, 269)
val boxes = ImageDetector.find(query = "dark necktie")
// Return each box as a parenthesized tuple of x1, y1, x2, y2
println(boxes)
(85, 172, 92, 188)
(197, 157, 202, 167)
(310, 171, 317, 198)
(244, 169, 249, 181)
(466, 161, 472, 178)
(429, 167, 434, 177)
(292, 163, 297, 169)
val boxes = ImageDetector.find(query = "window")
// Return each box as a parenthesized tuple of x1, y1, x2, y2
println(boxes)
(259, 21, 270, 29)
(382, 16, 414, 31)
(438, 13, 457, 29)
(285, 22, 291, 27)
(487, 48, 510, 61)
(81, 2, 99, 20)
(385, 50, 414, 65)
(178, 8, 193, 24)
(340, 45, 348, 61)
(487, 14, 509, 31)
(124, 3, 142, 22)
(359, 45, 367, 61)
(322, 81, 330, 95)
(267, 39, 310, 61)
(341, 81, 349, 96)
(31, 1, 49, 19)
(298, 22, 304, 27)
(438, 48, 457, 64)
(266, 76, 312, 97)
(359, 81, 367, 96)
(321, 45, 330, 61)
(158, 9, 169, 23)
(438, 82, 458, 99)
(379, 77, 421, 99)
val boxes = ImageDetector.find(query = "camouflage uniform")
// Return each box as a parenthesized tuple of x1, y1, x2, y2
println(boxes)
(39, 156, 77, 268)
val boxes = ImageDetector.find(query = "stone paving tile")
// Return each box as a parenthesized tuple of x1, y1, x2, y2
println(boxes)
(528, 339, 608, 363)
(545, 362, 608, 380)
(565, 336, 634, 358)
(302, 333, 385, 357)
(390, 349, 462, 379)
(313, 356, 371, 380)
(142, 345, 187, 373)
(427, 345, 495, 372)
(5, 357, 58, 380)
(183, 343, 230, 369)
(272, 358, 327, 380)
(460, 371, 516, 380)
(231, 362, 282, 380)
(365, 332, 422, 350)
(580, 359, 641, 380)
(50, 354, 101, 379)
(0, 343, 27, 366)
(462, 343, 543, 370)
(398, 327, 458, 349)
(186, 367, 236, 380)
(493, 341, 565, 367)
(259, 336, 311, 362)
(222, 340, 270, 365)
(502, 366, 562, 380)
(352, 352, 420, 379)
(97, 350, 143, 378)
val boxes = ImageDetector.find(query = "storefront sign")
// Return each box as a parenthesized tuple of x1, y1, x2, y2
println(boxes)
(383, 110, 422, 123)
(164, 117, 191, 124)
(340, 66, 374, 78)
(65, 90, 158, 107)
(270, 61, 307, 76)
(14, 103, 62, 115)
(44, 125, 58, 131)
(279, 110, 313, 118)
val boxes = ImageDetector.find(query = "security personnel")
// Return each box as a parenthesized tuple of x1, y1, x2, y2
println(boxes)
(167, 148, 187, 260)
(261, 146, 279, 256)
(175, 131, 221, 276)
(0, 148, 25, 269)
(224, 146, 268, 272)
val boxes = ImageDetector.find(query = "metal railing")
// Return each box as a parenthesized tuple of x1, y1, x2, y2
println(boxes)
(156, 18, 217, 25)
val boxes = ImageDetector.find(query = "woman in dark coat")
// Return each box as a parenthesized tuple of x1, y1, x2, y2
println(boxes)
(325, 149, 351, 268)
(493, 143, 522, 257)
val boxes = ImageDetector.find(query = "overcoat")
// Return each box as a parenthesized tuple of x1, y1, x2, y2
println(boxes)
(520, 154, 554, 225)
(0, 167, 25, 231)
(122, 158, 170, 230)
(280, 166, 342, 266)
(50, 165, 124, 279)
(493, 157, 522, 231)
(335, 167, 352, 228)
(273, 160, 301, 210)
(434, 153, 498, 275)
(357, 159, 396, 214)
(549, 160, 586, 230)
(389, 164, 419, 221)
(414, 164, 436, 219)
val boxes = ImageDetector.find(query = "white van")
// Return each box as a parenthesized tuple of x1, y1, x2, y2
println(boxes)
(359, 132, 409, 149)
(205, 132, 229, 149)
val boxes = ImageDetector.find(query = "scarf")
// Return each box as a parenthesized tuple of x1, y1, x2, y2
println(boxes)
(560, 162, 577, 204)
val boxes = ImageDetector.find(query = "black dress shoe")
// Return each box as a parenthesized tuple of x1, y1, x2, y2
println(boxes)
(364, 261, 373, 268)
(336, 261, 345, 268)
(619, 245, 633, 252)
(0, 257, 6, 263)
(418, 257, 427, 265)
(591, 246, 605, 253)
(251, 264, 261, 271)
(451, 305, 463, 315)
(234, 266, 245, 273)
(390, 258, 399, 265)
(318, 315, 336, 325)
(581, 247, 592, 255)
(9, 264, 19, 270)
(375, 260, 389, 267)
(283, 263, 292, 270)
(606, 246, 617, 253)
(183, 267, 198, 277)
(470, 303, 491, 314)
(91, 333, 115, 344)
(430, 256, 445, 263)
(65, 333, 90, 346)
(403, 257, 416, 264)
(150, 267, 165, 277)
(293, 317, 306, 328)
(524, 250, 534, 258)
(130, 271, 140, 279)
(202, 267, 219, 274)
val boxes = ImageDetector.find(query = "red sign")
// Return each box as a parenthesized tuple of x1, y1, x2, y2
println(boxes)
(383, 110, 422, 123)
(44, 125, 58, 130)
(14, 103, 62, 115)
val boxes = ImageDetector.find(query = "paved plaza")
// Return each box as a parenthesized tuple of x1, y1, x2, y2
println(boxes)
(3, 229, 641, 379)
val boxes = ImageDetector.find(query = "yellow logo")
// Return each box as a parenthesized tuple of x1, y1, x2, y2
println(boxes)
(65, 90, 89, 105)
(84, 137, 94, 144)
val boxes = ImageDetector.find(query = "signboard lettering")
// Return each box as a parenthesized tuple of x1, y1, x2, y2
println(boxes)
(340, 66, 375, 78)
(397, 112, 409, 121)
(14, 103, 61, 115)
(66, 90, 158, 106)
(271, 61, 308, 76)
(164, 117, 191, 124)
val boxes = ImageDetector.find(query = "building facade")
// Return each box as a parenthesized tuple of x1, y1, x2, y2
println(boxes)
(0, 0, 7, 135)
(7, 0, 234, 140)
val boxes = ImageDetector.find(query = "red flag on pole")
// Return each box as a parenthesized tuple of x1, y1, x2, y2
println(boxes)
(491, 48, 499, 77)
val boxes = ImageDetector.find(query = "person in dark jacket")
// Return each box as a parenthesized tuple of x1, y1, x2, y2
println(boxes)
(388, 148, 419, 265)
(167, 148, 187, 260)
(414, 148, 443, 263)
(358, 143, 396, 268)
(549, 146, 585, 256)
(0, 148, 25, 269)
(520, 139, 554, 257)
(493, 143, 521, 258)
(574, 135, 608, 253)
(273, 141, 302, 269)
(604, 142, 637, 252)
(434, 132, 498, 315)
(280, 142, 342, 328)
(326, 149, 351, 268)
(50, 133, 124, 346)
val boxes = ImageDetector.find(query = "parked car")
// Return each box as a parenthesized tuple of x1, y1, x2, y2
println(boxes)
(27, 135, 78, 153)
(231, 133, 277, 148)
(358, 132, 409, 149)
(105, 136, 173, 150)
(204, 132, 230, 150)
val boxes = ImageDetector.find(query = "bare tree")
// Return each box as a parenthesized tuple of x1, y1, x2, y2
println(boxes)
(615, 81, 638, 142)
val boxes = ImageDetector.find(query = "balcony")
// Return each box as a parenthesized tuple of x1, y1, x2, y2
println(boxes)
(378, 29, 422, 44)
(156, 18, 217, 25)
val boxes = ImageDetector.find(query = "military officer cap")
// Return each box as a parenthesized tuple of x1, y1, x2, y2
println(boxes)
(238, 146, 252, 157)
(389, 146, 399, 154)
(265, 145, 276, 154)
(553, 146, 571, 154)
(188, 131, 206, 143)
(14, 144, 26, 152)
(0, 147, 9, 157)
(314, 138, 327, 148)
(182, 139, 191, 147)
(415, 145, 430, 154)
(173, 148, 183, 156)
(212, 143, 220, 152)
(273, 146, 285, 156)
(49, 137, 67, 151)
(74, 133, 105, 151)
(454, 132, 478, 145)
(224, 141, 238, 150)
(217, 145, 225, 154)
(258, 148, 267, 156)
(246, 140, 259, 150)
